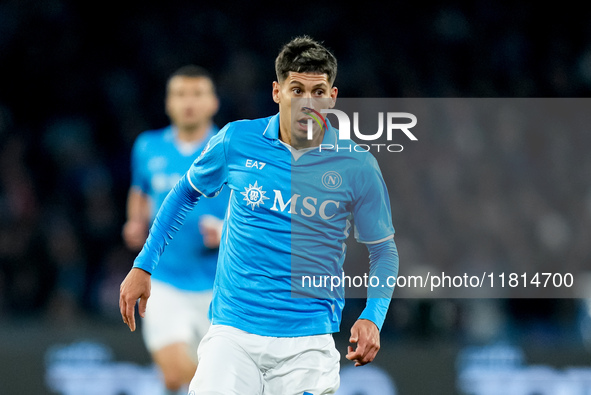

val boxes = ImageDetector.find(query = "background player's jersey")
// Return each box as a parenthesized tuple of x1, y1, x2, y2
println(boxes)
(187, 114, 394, 336)
(131, 125, 229, 291)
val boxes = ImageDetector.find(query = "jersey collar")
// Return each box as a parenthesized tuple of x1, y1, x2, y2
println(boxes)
(169, 124, 218, 156)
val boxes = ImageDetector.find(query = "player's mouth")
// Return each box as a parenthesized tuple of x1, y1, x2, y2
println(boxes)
(296, 117, 313, 131)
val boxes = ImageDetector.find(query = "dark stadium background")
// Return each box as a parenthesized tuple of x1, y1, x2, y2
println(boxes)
(1, 1, 591, 394)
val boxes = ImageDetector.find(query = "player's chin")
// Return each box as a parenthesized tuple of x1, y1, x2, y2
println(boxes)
(178, 119, 201, 129)
(292, 122, 320, 140)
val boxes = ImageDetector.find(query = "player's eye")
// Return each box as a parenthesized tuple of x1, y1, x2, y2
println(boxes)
(314, 89, 325, 96)
(292, 88, 302, 95)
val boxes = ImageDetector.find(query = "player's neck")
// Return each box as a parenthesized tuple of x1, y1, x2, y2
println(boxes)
(176, 121, 211, 143)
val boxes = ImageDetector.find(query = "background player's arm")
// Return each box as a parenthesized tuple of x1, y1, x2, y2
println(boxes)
(122, 188, 151, 251)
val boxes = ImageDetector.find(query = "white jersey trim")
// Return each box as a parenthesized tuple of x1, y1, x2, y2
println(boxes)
(357, 234, 394, 245)
(188, 176, 207, 196)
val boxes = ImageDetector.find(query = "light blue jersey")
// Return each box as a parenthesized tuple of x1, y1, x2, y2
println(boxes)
(131, 125, 229, 291)
(184, 114, 396, 336)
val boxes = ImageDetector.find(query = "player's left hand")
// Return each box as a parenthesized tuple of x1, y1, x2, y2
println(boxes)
(346, 319, 380, 366)
(199, 215, 224, 248)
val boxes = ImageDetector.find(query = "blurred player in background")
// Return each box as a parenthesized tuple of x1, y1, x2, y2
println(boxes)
(122, 65, 229, 395)
(120, 37, 399, 394)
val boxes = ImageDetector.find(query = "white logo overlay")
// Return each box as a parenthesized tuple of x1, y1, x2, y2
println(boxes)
(322, 171, 342, 189)
(241, 181, 341, 219)
(241, 181, 269, 210)
(294, 97, 420, 154)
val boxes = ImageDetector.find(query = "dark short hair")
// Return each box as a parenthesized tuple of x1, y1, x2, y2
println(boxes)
(166, 65, 215, 92)
(275, 36, 337, 85)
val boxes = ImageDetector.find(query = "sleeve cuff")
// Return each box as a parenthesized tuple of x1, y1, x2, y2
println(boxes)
(358, 298, 391, 331)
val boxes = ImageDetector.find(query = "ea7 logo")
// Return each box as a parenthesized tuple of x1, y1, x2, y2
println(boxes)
(245, 159, 266, 170)
(308, 109, 417, 141)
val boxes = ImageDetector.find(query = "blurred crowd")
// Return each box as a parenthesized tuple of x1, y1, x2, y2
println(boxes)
(1, 1, 591, 347)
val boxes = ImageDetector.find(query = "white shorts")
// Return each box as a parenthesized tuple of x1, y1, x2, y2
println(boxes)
(141, 279, 212, 359)
(189, 324, 340, 395)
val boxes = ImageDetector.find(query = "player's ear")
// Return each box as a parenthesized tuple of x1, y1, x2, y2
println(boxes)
(210, 94, 220, 116)
(272, 81, 281, 104)
(329, 86, 338, 108)
(164, 96, 171, 116)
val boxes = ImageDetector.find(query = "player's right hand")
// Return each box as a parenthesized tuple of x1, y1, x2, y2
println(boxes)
(346, 319, 380, 366)
(122, 219, 148, 251)
(119, 267, 151, 332)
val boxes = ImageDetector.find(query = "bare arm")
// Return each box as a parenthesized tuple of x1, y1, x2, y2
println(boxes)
(122, 188, 151, 251)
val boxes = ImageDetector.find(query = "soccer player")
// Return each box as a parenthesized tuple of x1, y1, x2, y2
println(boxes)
(120, 36, 399, 394)
(122, 65, 229, 394)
